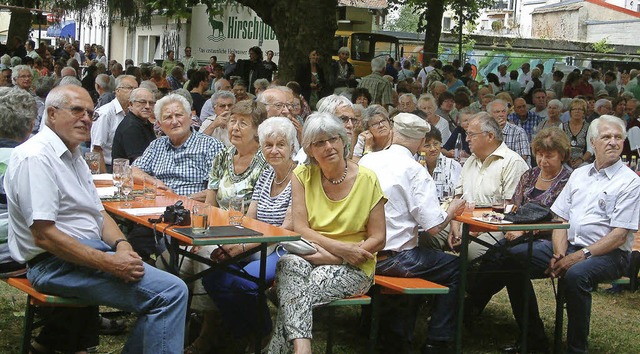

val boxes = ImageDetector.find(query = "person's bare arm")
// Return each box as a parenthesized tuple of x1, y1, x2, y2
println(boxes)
(548, 226, 628, 278)
(92, 146, 106, 173)
(204, 189, 219, 207)
(131, 166, 171, 191)
(291, 174, 373, 265)
(428, 198, 465, 236)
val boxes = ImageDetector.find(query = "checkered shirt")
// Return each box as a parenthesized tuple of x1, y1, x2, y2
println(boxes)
(134, 130, 225, 196)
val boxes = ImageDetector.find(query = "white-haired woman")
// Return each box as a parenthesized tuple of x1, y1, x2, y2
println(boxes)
(268, 112, 386, 353)
(352, 104, 393, 163)
(419, 94, 452, 142)
(202, 116, 297, 351)
(535, 99, 564, 134)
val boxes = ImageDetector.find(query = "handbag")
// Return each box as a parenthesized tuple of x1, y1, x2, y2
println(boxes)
(503, 202, 552, 224)
(281, 238, 317, 255)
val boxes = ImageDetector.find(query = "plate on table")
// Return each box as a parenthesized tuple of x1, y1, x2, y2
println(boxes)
(472, 216, 513, 225)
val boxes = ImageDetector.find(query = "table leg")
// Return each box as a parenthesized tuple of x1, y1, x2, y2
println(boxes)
(553, 281, 564, 354)
(455, 223, 470, 354)
(169, 238, 179, 276)
(254, 244, 268, 354)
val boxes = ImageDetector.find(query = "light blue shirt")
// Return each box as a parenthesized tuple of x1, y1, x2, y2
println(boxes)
(551, 159, 640, 251)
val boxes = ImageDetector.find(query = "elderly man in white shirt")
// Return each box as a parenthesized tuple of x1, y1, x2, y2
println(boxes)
(360, 113, 465, 354)
(449, 112, 529, 260)
(505, 115, 640, 354)
(5, 85, 188, 353)
(90, 75, 138, 172)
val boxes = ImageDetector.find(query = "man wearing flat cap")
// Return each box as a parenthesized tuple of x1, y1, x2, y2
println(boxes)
(360, 113, 465, 354)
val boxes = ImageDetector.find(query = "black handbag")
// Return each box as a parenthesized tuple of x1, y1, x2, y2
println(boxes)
(503, 202, 552, 224)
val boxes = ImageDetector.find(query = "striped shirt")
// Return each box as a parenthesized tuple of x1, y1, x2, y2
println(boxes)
(133, 130, 225, 196)
(251, 167, 292, 226)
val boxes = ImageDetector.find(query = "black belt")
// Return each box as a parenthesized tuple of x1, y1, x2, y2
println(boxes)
(27, 252, 53, 268)
(377, 250, 398, 261)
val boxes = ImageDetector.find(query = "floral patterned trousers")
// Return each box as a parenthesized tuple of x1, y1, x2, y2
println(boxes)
(267, 254, 372, 353)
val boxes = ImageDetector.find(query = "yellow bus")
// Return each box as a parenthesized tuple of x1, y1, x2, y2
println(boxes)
(333, 31, 399, 78)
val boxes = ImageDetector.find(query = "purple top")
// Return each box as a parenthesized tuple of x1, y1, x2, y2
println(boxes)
(511, 165, 572, 208)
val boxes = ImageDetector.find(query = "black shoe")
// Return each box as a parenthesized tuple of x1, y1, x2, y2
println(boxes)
(501, 342, 550, 354)
(422, 340, 454, 354)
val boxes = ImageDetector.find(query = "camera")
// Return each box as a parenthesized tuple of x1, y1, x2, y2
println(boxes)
(163, 200, 191, 226)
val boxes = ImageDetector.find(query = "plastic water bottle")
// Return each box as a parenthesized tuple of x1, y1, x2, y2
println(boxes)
(454, 133, 463, 161)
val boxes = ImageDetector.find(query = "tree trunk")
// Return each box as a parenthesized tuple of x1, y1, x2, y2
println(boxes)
(422, 0, 445, 66)
(7, 3, 35, 55)
(237, 0, 338, 83)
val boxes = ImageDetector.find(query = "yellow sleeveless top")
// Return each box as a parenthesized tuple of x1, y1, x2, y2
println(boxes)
(294, 164, 386, 276)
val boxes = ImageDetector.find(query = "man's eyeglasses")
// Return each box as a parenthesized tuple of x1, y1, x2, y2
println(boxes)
(268, 102, 294, 110)
(54, 105, 96, 120)
(466, 131, 486, 139)
(216, 103, 234, 109)
(117, 86, 136, 91)
(339, 115, 359, 125)
(132, 99, 156, 106)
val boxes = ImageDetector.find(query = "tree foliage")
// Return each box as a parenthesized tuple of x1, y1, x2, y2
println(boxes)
(388, 0, 493, 66)
(386, 4, 420, 32)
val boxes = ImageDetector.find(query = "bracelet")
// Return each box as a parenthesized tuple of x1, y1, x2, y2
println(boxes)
(113, 238, 129, 250)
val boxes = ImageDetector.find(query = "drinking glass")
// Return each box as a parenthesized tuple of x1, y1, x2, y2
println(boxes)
(112, 159, 130, 200)
(121, 168, 134, 207)
(228, 196, 245, 226)
(191, 204, 210, 233)
(84, 152, 100, 174)
(492, 195, 505, 214)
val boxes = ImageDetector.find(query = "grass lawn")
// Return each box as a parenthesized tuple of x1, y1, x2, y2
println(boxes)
(1, 279, 638, 353)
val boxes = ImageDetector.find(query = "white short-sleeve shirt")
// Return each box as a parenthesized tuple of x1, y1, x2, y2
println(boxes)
(551, 159, 640, 251)
(91, 98, 125, 165)
(5, 126, 104, 262)
(360, 144, 447, 252)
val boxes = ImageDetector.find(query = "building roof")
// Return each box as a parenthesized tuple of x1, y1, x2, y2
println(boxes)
(338, 0, 388, 10)
(534, 0, 640, 18)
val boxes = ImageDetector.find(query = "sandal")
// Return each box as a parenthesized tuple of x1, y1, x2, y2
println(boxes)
(98, 315, 127, 335)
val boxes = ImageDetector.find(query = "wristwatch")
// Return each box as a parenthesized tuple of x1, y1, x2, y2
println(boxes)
(113, 238, 130, 250)
(582, 248, 592, 259)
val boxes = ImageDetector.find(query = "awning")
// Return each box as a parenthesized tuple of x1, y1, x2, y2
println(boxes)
(47, 20, 75, 38)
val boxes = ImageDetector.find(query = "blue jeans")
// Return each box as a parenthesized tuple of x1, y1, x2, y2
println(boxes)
(202, 250, 281, 338)
(468, 238, 553, 344)
(375, 247, 460, 342)
(504, 241, 628, 354)
(27, 239, 189, 354)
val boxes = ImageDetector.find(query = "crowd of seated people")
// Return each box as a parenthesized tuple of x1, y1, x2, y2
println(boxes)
(1, 42, 639, 354)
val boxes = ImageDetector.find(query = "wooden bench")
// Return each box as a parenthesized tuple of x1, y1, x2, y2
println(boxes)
(2, 277, 89, 354)
(321, 276, 449, 354)
(370, 275, 450, 353)
(322, 295, 372, 354)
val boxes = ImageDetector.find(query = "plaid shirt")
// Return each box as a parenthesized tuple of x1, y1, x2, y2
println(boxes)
(134, 130, 224, 196)
(502, 122, 531, 164)
(508, 111, 543, 141)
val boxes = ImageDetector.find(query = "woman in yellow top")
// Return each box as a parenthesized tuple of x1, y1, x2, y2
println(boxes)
(268, 112, 387, 354)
